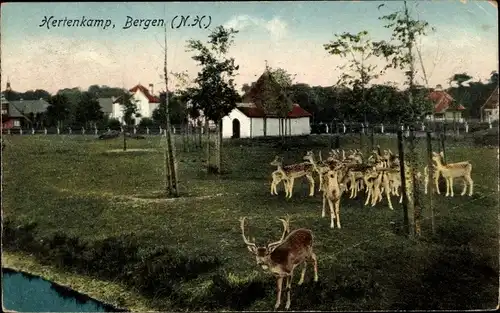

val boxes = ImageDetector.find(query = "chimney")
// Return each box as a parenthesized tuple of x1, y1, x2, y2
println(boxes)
(435, 84, 443, 91)
(149, 83, 154, 95)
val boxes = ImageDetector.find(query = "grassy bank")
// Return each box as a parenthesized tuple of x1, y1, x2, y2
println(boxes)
(2, 134, 498, 310)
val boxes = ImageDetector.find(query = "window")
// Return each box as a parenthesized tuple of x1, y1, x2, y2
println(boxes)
(1, 109, 7, 115)
(14, 120, 20, 127)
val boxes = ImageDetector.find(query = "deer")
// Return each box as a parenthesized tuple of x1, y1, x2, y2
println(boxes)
(303, 150, 330, 192)
(270, 156, 291, 197)
(272, 154, 315, 198)
(239, 216, 319, 310)
(322, 166, 348, 228)
(431, 151, 473, 197)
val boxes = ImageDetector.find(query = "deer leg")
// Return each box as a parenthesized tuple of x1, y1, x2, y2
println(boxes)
(335, 199, 341, 229)
(287, 178, 295, 199)
(435, 174, 441, 195)
(307, 174, 315, 196)
(322, 194, 327, 218)
(328, 198, 336, 228)
(467, 175, 473, 196)
(284, 179, 291, 198)
(298, 262, 307, 285)
(311, 252, 319, 282)
(285, 275, 292, 310)
(275, 277, 284, 310)
(318, 172, 323, 192)
(384, 178, 394, 210)
(271, 179, 277, 195)
(460, 177, 467, 196)
(449, 177, 455, 197)
(364, 183, 372, 206)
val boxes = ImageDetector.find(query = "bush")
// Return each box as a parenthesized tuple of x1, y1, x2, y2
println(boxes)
(106, 118, 122, 130)
(472, 127, 498, 146)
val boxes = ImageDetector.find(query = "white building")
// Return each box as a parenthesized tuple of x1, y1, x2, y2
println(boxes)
(107, 84, 160, 125)
(481, 86, 499, 122)
(221, 102, 311, 138)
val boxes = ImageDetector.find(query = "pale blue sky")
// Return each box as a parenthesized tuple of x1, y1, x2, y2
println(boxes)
(1, 1, 498, 93)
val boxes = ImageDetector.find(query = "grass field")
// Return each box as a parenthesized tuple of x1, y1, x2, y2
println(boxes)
(2, 133, 498, 311)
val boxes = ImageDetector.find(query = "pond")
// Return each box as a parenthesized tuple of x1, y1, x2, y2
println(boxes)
(2, 268, 124, 312)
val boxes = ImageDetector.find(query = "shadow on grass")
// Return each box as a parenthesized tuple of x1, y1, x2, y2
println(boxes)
(391, 222, 498, 310)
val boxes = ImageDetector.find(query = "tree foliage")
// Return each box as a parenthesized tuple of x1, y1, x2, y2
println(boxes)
(324, 30, 385, 123)
(120, 92, 139, 126)
(73, 92, 104, 128)
(46, 94, 71, 128)
(182, 26, 241, 123)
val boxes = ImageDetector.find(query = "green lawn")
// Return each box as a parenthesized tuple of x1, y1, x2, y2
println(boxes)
(2, 133, 498, 311)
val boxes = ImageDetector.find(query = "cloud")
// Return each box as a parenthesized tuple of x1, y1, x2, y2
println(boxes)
(224, 15, 289, 39)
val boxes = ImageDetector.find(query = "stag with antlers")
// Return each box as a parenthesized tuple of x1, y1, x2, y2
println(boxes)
(239, 216, 318, 310)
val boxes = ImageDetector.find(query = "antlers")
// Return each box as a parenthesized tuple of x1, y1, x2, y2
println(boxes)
(239, 216, 291, 253)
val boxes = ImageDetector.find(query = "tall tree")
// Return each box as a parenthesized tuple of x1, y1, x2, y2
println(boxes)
(324, 30, 385, 125)
(46, 94, 71, 129)
(74, 92, 105, 129)
(268, 67, 295, 138)
(184, 25, 241, 174)
(119, 90, 139, 151)
(377, 0, 435, 238)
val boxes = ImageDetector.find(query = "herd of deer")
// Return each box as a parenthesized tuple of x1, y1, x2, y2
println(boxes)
(239, 146, 474, 310)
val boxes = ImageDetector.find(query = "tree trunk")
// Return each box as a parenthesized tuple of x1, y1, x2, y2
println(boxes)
(215, 119, 223, 174)
(205, 117, 211, 171)
(163, 26, 179, 197)
(123, 126, 127, 151)
(264, 117, 267, 136)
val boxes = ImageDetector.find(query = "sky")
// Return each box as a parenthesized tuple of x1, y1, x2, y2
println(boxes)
(1, 1, 498, 94)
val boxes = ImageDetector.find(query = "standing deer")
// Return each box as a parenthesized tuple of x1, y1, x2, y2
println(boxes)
(239, 217, 318, 310)
(431, 151, 473, 197)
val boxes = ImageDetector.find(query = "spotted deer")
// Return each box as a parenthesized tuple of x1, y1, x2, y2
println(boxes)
(239, 217, 318, 310)
(432, 151, 473, 197)
(270, 156, 291, 197)
(270, 154, 316, 198)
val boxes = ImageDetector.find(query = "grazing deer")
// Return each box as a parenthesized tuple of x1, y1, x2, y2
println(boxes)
(270, 156, 291, 197)
(239, 217, 318, 310)
(432, 151, 473, 197)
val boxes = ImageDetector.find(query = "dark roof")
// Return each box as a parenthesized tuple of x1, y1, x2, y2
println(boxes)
(236, 103, 311, 118)
(482, 86, 499, 110)
(428, 89, 465, 113)
(4, 103, 25, 118)
(129, 84, 160, 103)
(8, 99, 50, 114)
(241, 70, 293, 115)
(98, 97, 114, 114)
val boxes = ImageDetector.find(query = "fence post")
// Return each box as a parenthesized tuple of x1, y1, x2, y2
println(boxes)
(7, 129, 10, 135)
(133, 127, 137, 134)
(31, 128, 35, 135)
(82, 127, 85, 135)
(159, 126, 162, 135)
(69, 128, 72, 135)
(95, 127, 98, 135)
(421, 122, 425, 132)
(20, 129, 23, 135)
(107, 127, 111, 132)
(120, 126, 124, 133)
(408, 127, 421, 237)
(361, 123, 365, 135)
(440, 133, 446, 164)
(146, 127, 150, 135)
(342, 123, 346, 134)
(426, 131, 435, 235)
(397, 130, 410, 236)
(370, 125, 375, 152)
(57, 127, 60, 135)
(381, 123, 384, 134)
(489, 120, 492, 129)
(464, 121, 469, 133)
(44, 128, 47, 135)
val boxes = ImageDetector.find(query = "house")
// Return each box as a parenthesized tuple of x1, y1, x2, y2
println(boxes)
(1, 93, 50, 129)
(426, 84, 465, 122)
(98, 97, 114, 118)
(186, 69, 311, 138)
(221, 102, 312, 138)
(110, 84, 161, 125)
(480, 86, 499, 122)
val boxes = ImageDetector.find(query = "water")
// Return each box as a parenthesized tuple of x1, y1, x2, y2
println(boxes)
(2, 268, 123, 312)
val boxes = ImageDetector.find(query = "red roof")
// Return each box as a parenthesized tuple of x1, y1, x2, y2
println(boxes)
(237, 104, 311, 118)
(428, 90, 465, 113)
(129, 84, 160, 103)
